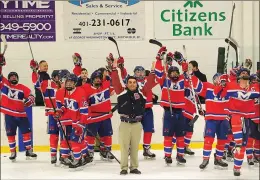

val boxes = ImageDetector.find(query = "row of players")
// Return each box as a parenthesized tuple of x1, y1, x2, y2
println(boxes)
(0, 47, 259, 176)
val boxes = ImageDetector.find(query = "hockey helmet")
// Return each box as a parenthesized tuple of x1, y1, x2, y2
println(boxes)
(168, 66, 180, 81)
(51, 70, 60, 78)
(212, 73, 222, 85)
(58, 69, 70, 82)
(91, 70, 103, 82)
(8, 72, 19, 85)
(250, 74, 259, 83)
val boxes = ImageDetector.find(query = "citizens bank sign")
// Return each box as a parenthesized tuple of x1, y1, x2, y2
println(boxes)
(68, 0, 140, 6)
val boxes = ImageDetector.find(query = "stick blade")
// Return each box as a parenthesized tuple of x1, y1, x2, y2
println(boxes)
(149, 39, 162, 47)
(108, 36, 117, 44)
(0, 34, 8, 55)
(225, 38, 238, 50)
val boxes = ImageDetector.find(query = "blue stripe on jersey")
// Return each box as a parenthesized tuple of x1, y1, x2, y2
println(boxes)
(89, 89, 110, 105)
(56, 101, 63, 109)
(155, 69, 163, 78)
(80, 107, 88, 114)
(161, 79, 184, 90)
(2, 86, 24, 100)
(206, 89, 229, 101)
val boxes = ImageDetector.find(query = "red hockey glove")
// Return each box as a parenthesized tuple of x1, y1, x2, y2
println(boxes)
(53, 110, 63, 120)
(219, 74, 228, 87)
(117, 56, 125, 69)
(30, 59, 39, 72)
(173, 51, 185, 65)
(24, 95, 35, 107)
(182, 62, 188, 72)
(0, 54, 6, 66)
(166, 52, 174, 66)
(72, 53, 82, 66)
(106, 53, 114, 63)
(156, 46, 167, 61)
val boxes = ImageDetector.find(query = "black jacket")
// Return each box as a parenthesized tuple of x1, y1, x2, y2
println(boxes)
(194, 70, 207, 104)
(117, 88, 146, 120)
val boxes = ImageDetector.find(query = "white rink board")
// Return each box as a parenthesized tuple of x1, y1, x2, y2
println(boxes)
(0, 105, 206, 147)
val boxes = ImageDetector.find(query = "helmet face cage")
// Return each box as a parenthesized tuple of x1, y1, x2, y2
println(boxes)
(91, 70, 103, 83)
(58, 70, 70, 83)
(134, 66, 145, 80)
(212, 73, 222, 85)
(168, 66, 180, 80)
(237, 68, 250, 79)
(65, 74, 77, 90)
(8, 72, 19, 81)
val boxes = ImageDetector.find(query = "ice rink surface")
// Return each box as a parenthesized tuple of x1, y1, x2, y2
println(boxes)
(1, 149, 259, 180)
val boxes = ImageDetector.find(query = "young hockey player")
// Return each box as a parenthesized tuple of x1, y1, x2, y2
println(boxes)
(154, 47, 189, 165)
(83, 69, 114, 160)
(55, 73, 89, 168)
(0, 58, 37, 161)
(30, 59, 60, 164)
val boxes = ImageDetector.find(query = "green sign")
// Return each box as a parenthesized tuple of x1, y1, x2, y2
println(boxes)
(160, 0, 227, 37)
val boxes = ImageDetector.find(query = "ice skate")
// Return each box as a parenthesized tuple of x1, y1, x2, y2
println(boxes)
(60, 157, 71, 168)
(9, 151, 17, 162)
(184, 147, 195, 156)
(25, 149, 37, 160)
(51, 156, 57, 164)
(226, 149, 234, 162)
(199, 159, 209, 170)
(233, 168, 241, 176)
(100, 150, 114, 161)
(222, 150, 227, 160)
(164, 156, 172, 165)
(176, 155, 186, 165)
(143, 145, 156, 159)
(69, 159, 83, 170)
(214, 157, 228, 169)
(247, 158, 254, 166)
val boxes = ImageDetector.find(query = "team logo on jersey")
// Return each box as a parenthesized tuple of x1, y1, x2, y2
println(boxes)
(65, 99, 77, 110)
(134, 93, 140, 100)
(237, 91, 251, 100)
(7, 90, 19, 100)
(170, 82, 181, 90)
(94, 92, 105, 104)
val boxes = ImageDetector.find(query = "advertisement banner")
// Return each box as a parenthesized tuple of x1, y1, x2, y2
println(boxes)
(154, 0, 233, 39)
(63, 0, 145, 41)
(0, 1, 56, 42)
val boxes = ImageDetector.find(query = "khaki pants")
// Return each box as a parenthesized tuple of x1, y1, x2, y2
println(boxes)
(119, 121, 142, 171)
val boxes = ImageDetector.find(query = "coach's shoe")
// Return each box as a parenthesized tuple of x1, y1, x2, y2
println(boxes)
(143, 145, 156, 159)
(184, 147, 195, 155)
(120, 170, 128, 175)
(130, 169, 141, 174)
(26, 149, 37, 160)
(9, 151, 17, 162)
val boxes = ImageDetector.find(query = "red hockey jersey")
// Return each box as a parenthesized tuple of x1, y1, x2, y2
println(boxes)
(55, 87, 88, 126)
(222, 82, 259, 118)
(32, 72, 58, 115)
(82, 80, 113, 124)
(250, 83, 260, 123)
(0, 76, 33, 117)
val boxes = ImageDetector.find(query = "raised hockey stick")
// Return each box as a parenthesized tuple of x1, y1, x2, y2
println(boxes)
(27, 30, 35, 60)
(85, 128, 120, 164)
(47, 89, 73, 152)
(108, 37, 121, 57)
(0, 34, 8, 55)
(182, 45, 200, 125)
(225, 37, 240, 66)
(149, 39, 162, 47)
(224, 3, 236, 74)
(149, 39, 173, 115)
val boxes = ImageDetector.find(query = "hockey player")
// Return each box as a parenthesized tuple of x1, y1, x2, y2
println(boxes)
(132, 65, 158, 159)
(154, 47, 189, 165)
(30, 59, 60, 164)
(55, 73, 89, 168)
(83, 69, 114, 160)
(187, 73, 230, 169)
(0, 60, 37, 161)
(215, 67, 259, 176)
(245, 73, 260, 165)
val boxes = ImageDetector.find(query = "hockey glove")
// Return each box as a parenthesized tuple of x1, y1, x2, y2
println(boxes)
(219, 74, 228, 87)
(24, 95, 35, 107)
(72, 53, 82, 66)
(73, 123, 85, 136)
(182, 62, 189, 72)
(30, 59, 39, 72)
(117, 56, 125, 69)
(173, 51, 185, 65)
(53, 110, 63, 120)
(156, 46, 167, 61)
(244, 59, 252, 70)
(0, 54, 6, 66)
(166, 52, 174, 66)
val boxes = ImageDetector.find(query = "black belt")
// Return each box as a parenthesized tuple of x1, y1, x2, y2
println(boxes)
(120, 116, 142, 124)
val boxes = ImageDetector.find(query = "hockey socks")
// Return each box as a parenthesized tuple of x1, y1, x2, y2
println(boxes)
(184, 132, 193, 148)
(86, 136, 95, 152)
(7, 136, 16, 152)
(50, 134, 59, 157)
(22, 133, 32, 150)
(246, 137, 254, 159)
(234, 146, 246, 170)
(215, 139, 226, 159)
(176, 137, 185, 157)
(203, 137, 214, 159)
(60, 140, 70, 158)
(254, 140, 260, 158)
(164, 136, 173, 157)
(143, 132, 152, 149)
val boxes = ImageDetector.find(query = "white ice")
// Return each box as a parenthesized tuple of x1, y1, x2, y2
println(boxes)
(1, 149, 259, 179)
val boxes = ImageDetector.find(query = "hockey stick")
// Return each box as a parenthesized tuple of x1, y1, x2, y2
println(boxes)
(85, 128, 120, 164)
(225, 38, 240, 66)
(149, 39, 173, 115)
(47, 89, 73, 152)
(0, 34, 8, 55)
(182, 45, 200, 125)
(224, 3, 236, 74)
(108, 37, 121, 57)
(27, 30, 35, 60)
(149, 39, 162, 47)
